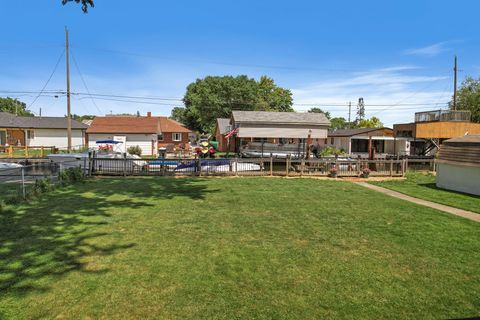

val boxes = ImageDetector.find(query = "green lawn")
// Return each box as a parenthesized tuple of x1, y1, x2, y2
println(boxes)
(371, 172, 480, 214)
(0, 177, 479, 319)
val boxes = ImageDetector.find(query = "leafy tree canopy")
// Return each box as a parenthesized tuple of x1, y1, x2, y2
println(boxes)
(450, 76, 480, 122)
(308, 107, 331, 119)
(72, 114, 95, 121)
(357, 116, 383, 128)
(330, 117, 348, 130)
(179, 75, 293, 133)
(62, 0, 94, 13)
(0, 97, 34, 116)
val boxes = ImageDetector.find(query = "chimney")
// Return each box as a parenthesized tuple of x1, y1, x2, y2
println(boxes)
(147, 112, 152, 117)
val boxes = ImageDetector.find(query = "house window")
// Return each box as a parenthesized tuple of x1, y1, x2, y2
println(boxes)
(158, 133, 164, 141)
(27, 130, 35, 140)
(324, 138, 328, 144)
(172, 133, 182, 142)
(0, 130, 6, 145)
(330, 137, 334, 144)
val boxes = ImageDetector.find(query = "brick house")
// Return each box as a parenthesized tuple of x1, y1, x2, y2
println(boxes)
(86, 113, 191, 156)
(214, 118, 235, 152)
(157, 117, 191, 150)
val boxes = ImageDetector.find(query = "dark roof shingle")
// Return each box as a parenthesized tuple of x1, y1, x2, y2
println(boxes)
(0, 112, 88, 129)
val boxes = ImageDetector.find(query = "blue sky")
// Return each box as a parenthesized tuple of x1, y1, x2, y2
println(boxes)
(0, 0, 479, 126)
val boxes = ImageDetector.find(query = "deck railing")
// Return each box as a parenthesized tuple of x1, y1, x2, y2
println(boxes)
(85, 156, 409, 178)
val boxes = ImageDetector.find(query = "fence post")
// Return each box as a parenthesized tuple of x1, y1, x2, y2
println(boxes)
(389, 159, 393, 176)
(300, 158, 305, 176)
(285, 154, 290, 177)
(123, 153, 127, 177)
(21, 167, 26, 199)
(25, 145, 29, 158)
(40, 146, 44, 158)
(270, 154, 273, 177)
(88, 151, 92, 177)
(235, 157, 238, 176)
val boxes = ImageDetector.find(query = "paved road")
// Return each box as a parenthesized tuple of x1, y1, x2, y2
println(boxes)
(355, 182, 480, 223)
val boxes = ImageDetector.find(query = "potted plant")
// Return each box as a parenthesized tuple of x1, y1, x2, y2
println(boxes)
(329, 166, 338, 178)
(362, 167, 371, 178)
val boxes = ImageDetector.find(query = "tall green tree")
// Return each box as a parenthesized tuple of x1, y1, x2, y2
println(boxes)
(170, 107, 187, 123)
(330, 117, 348, 130)
(308, 107, 331, 119)
(62, 0, 94, 12)
(0, 97, 34, 116)
(450, 76, 480, 122)
(357, 116, 383, 128)
(182, 75, 293, 133)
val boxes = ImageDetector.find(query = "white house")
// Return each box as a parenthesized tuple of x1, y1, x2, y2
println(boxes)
(0, 112, 87, 149)
(319, 127, 410, 157)
(436, 135, 480, 196)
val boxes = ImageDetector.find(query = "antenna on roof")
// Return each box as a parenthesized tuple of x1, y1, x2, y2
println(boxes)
(39, 108, 42, 117)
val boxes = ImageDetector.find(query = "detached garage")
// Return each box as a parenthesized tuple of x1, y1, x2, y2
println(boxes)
(436, 135, 480, 196)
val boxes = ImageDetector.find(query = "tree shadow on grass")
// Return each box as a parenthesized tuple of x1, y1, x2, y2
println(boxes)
(0, 177, 216, 297)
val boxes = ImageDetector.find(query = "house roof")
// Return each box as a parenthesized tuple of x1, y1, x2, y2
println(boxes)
(0, 112, 88, 129)
(87, 116, 159, 134)
(159, 117, 191, 133)
(216, 118, 231, 134)
(443, 134, 480, 146)
(232, 111, 330, 126)
(437, 135, 480, 167)
(328, 127, 392, 137)
(86, 116, 190, 134)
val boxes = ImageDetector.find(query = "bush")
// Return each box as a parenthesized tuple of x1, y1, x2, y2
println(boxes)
(319, 146, 346, 157)
(127, 145, 142, 156)
(59, 167, 85, 186)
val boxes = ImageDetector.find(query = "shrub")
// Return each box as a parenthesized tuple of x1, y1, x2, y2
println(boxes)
(59, 167, 85, 185)
(319, 146, 346, 157)
(127, 145, 142, 156)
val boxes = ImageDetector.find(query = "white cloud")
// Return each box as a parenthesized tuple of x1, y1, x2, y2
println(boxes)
(403, 42, 449, 57)
(292, 66, 451, 126)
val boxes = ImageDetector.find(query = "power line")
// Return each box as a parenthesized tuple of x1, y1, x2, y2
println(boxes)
(70, 48, 103, 114)
(27, 50, 65, 109)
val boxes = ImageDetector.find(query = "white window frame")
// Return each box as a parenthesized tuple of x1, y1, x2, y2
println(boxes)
(172, 133, 182, 142)
(27, 129, 35, 140)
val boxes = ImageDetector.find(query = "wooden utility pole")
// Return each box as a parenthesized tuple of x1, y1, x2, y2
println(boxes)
(65, 27, 72, 151)
(348, 101, 351, 128)
(453, 55, 457, 111)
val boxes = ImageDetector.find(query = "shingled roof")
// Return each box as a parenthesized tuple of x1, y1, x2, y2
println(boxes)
(437, 134, 480, 167)
(87, 116, 160, 134)
(232, 111, 330, 126)
(87, 116, 190, 134)
(0, 112, 88, 129)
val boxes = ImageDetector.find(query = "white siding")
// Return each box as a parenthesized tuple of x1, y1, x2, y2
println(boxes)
(88, 133, 157, 156)
(27, 129, 85, 149)
(437, 163, 480, 196)
(238, 126, 328, 139)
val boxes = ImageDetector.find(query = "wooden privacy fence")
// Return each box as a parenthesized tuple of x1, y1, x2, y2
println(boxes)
(87, 156, 409, 178)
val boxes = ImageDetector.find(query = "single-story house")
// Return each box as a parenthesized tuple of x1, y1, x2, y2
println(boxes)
(319, 127, 410, 157)
(0, 111, 88, 149)
(214, 118, 235, 152)
(86, 113, 191, 156)
(436, 134, 480, 196)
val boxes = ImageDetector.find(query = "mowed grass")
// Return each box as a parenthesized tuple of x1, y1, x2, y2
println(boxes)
(0, 177, 479, 319)
(371, 172, 480, 214)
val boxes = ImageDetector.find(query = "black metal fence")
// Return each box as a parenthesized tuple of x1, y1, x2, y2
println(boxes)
(85, 157, 408, 177)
